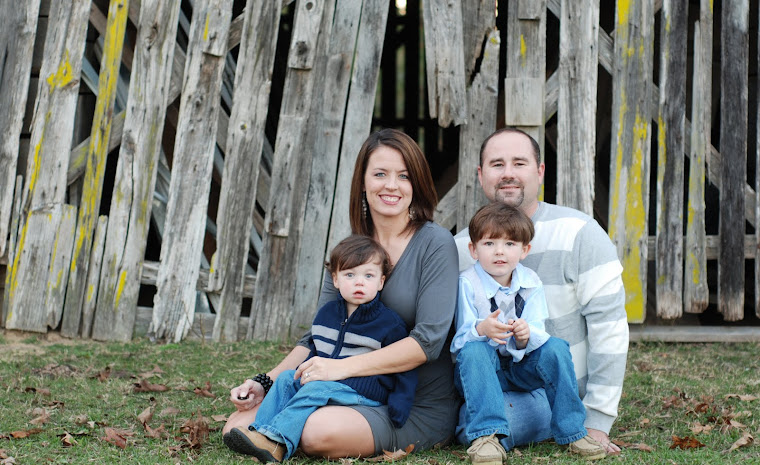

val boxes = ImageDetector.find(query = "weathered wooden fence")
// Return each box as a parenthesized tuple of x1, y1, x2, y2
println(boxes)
(0, 0, 758, 343)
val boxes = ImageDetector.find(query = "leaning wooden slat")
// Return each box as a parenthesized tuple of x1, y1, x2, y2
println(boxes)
(421, 0, 467, 127)
(5, 0, 92, 333)
(250, 0, 333, 342)
(45, 205, 77, 329)
(209, 0, 281, 342)
(291, 0, 362, 332)
(0, 0, 41, 258)
(655, 0, 687, 320)
(151, 0, 233, 343)
(2, 176, 24, 328)
(719, 0, 748, 321)
(81, 216, 108, 338)
(608, 0, 654, 323)
(557, 0, 599, 216)
(457, 28, 498, 231)
(757, 2, 760, 320)
(90, 0, 182, 342)
(684, 11, 711, 314)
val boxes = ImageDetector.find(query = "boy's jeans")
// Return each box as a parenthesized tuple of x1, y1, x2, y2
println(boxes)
(454, 338, 587, 447)
(251, 369, 381, 460)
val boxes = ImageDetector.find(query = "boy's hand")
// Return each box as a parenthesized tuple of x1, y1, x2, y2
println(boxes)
(507, 318, 529, 349)
(476, 310, 512, 345)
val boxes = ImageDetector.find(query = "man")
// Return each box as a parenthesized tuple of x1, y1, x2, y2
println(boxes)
(454, 127, 628, 455)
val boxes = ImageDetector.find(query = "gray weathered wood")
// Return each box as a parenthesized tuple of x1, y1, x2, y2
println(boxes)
(684, 13, 711, 315)
(81, 216, 108, 338)
(655, 0, 687, 320)
(292, 0, 363, 330)
(151, 0, 233, 342)
(0, 0, 41, 258)
(2, 176, 24, 328)
(461, 0, 495, 84)
(718, 0, 748, 321)
(645, 235, 755, 260)
(91, 0, 182, 342)
(62, 0, 130, 338)
(251, 0, 338, 342)
(422, 0, 467, 127)
(556, 0, 599, 216)
(134, 306, 250, 342)
(608, 0, 653, 324)
(434, 184, 457, 231)
(209, 0, 281, 342)
(629, 326, 760, 343)
(457, 28, 498, 230)
(45, 205, 77, 329)
(757, 2, 760, 320)
(5, 0, 92, 333)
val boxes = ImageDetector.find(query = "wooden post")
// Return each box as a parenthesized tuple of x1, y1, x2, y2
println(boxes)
(151, 0, 233, 343)
(757, 2, 760, 320)
(655, 0, 687, 320)
(719, 0, 748, 321)
(608, 0, 653, 323)
(209, 0, 281, 342)
(461, 0, 496, 83)
(457, 28, 498, 230)
(504, 0, 546, 158)
(91, 0, 182, 342)
(684, 2, 712, 315)
(61, 0, 129, 338)
(421, 0, 467, 127)
(291, 0, 363, 330)
(5, 0, 92, 333)
(45, 205, 77, 329)
(2, 176, 24, 327)
(557, 0, 599, 216)
(0, 0, 41, 258)
(81, 216, 107, 338)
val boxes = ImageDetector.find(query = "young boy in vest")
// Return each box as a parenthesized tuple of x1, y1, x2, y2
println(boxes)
(451, 203, 606, 463)
(226, 235, 416, 463)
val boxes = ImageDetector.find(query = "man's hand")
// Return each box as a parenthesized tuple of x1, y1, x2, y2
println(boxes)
(587, 428, 621, 455)
(229, 379, 265, 412)
(476, 310, 512, 345)
(507, 318, 529, 349)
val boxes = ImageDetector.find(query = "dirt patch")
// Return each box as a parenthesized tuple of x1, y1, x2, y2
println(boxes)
(0, 329, 81, 359)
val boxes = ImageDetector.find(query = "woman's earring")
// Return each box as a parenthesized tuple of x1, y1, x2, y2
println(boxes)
(362, 193, 368, 219)
(408, 206, 415, 220)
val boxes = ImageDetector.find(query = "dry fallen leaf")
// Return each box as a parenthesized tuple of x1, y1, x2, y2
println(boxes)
(211, 414, 228, 422)
(93, 367, 112, 382)
(101, 427, 134, 449)
(612, 439, 653, 452)
(725, 394, 758, 402)
(690, 422, 714, 434)
(179, 413, 209, 449)
(29, 409, 50, 426)
(193, 381, 216, 399)
(0, 457, 15, 465)
(139, 365, 164, 379)
(137, 406, 154, 425)
(365, 444, 415, 462)
(670, 435, 705, 450)
(133, 379, 169, 393)
(73, 414, 89, 425)
(9, 428, 43, 439)
(60, 433, 78, 447)
(725, 432, 754, 453)
(159, 407, 180, 417)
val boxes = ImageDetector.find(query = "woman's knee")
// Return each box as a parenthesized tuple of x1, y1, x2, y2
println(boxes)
(222, 408, 257, 434)
(300, 407, 375, 457)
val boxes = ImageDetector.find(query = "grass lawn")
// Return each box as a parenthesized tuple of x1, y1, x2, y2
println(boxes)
(0, 332, 758, 464)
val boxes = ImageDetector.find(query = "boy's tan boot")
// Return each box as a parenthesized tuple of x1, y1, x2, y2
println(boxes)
(466, 434, 507, 465)
(226, 427, 286, 462)
(567, 435, 606, 460)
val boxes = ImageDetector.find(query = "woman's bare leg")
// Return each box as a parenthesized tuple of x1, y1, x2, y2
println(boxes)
(300, 406, 375, 458)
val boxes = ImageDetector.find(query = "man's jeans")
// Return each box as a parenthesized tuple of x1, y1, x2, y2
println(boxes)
(454, 338, 587, 448)
(251, 369, 381, 459)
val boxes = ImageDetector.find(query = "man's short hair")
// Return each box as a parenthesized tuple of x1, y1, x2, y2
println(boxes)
(479, 127, 541, 166)
(469, 203, 535, 245)
(326, 235, 391, 277)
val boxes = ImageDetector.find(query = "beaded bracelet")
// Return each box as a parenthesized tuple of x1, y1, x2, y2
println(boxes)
(251, 373, 273, 394)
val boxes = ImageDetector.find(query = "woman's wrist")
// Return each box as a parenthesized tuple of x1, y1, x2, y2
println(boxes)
(251, 373, 273, 394)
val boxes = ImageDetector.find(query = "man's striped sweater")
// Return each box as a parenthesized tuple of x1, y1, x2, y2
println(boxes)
(455, 201, 628, 434)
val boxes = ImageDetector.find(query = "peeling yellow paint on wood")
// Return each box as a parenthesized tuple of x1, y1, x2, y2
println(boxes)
(114, 269, 128, 308)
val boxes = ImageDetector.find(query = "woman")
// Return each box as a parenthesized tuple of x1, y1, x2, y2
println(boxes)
(223, 128, 460, 457)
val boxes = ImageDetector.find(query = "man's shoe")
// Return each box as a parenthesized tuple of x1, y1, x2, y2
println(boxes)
(226, 427, 286, 462)
(568, 435, 606, 460)
(466, 434, 507, 465)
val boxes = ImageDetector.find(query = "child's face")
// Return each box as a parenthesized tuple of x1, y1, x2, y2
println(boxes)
(332, 260, 385, 308)
(468, 235, 530, 287)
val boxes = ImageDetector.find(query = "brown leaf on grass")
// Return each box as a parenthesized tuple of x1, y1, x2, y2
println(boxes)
(133, 379, 169, 393)
(448, 449, 466, 460)
(60, 433, 78, 447)
(365, 444, 415, 462)
(670, 435, 705, 450)
(29, 409, 50, 425)
(93, 366, 111, 382)
(8, 428, 43, 439)
(339, 458, 355, 465)
(159, 407, 180, 417)
(144, 424, 167, 439)
(137, 406, 154, 425)
(611, 439, 653, 452)
(139, 365, 164, 379)
(73, 414, 89, 425)
(639, 418, 650, 427)
(725, 432, 754, 453)
(725, 394, 759, 402)
(193, 381, 216, 399)
(690, 422, 714, 434)
(34, 363, 77, 378)
(0, 457, 15, 465)
(101, 427, 134, 449)
(211, 414, 228, 422)
(0, 450, 7, 459)
(23, 386, 51, 396)
(179, 413, 209, 449)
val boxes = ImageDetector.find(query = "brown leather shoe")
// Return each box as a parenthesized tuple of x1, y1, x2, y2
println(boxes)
(466, 434, 507, 465)
(226, 427, 286, 462)
(567, 435, 607, 460)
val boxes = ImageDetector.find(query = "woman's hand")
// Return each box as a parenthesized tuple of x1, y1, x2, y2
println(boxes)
(476, 310, 511, 345)
(295, 357, 347, 385)
(229, 379, 265, 411)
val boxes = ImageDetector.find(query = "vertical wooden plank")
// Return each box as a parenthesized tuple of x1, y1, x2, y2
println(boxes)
(251, 0, 337, 342)
(208, 0, 281, 342)
(151, 0, 233, 342)
(684, 9, 711, 314)
(457, 29, 498, 230)
(719, 0, 748, 321)
(608, 0, 653, 323)
(81, 215, 108, 338)
(45, 205, 77, 329)
(2, 176, 24, 328)
(757, 2, 760, 320)
(421, 0, 467, 127)
(655, 0, 687, 319)
(291, 0, 363, 332)
(0, 0, 41, 258)
(557, 0, 599, 216)
(461, 0, 495, 83)
(91, 0, 181, 342)
(61, 0, 129, 338)
(5, 0, 92, 333)
(504, 0, 546, 154)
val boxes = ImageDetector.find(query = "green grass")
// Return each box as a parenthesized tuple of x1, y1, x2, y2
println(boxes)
(0, 336, 758, 464)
